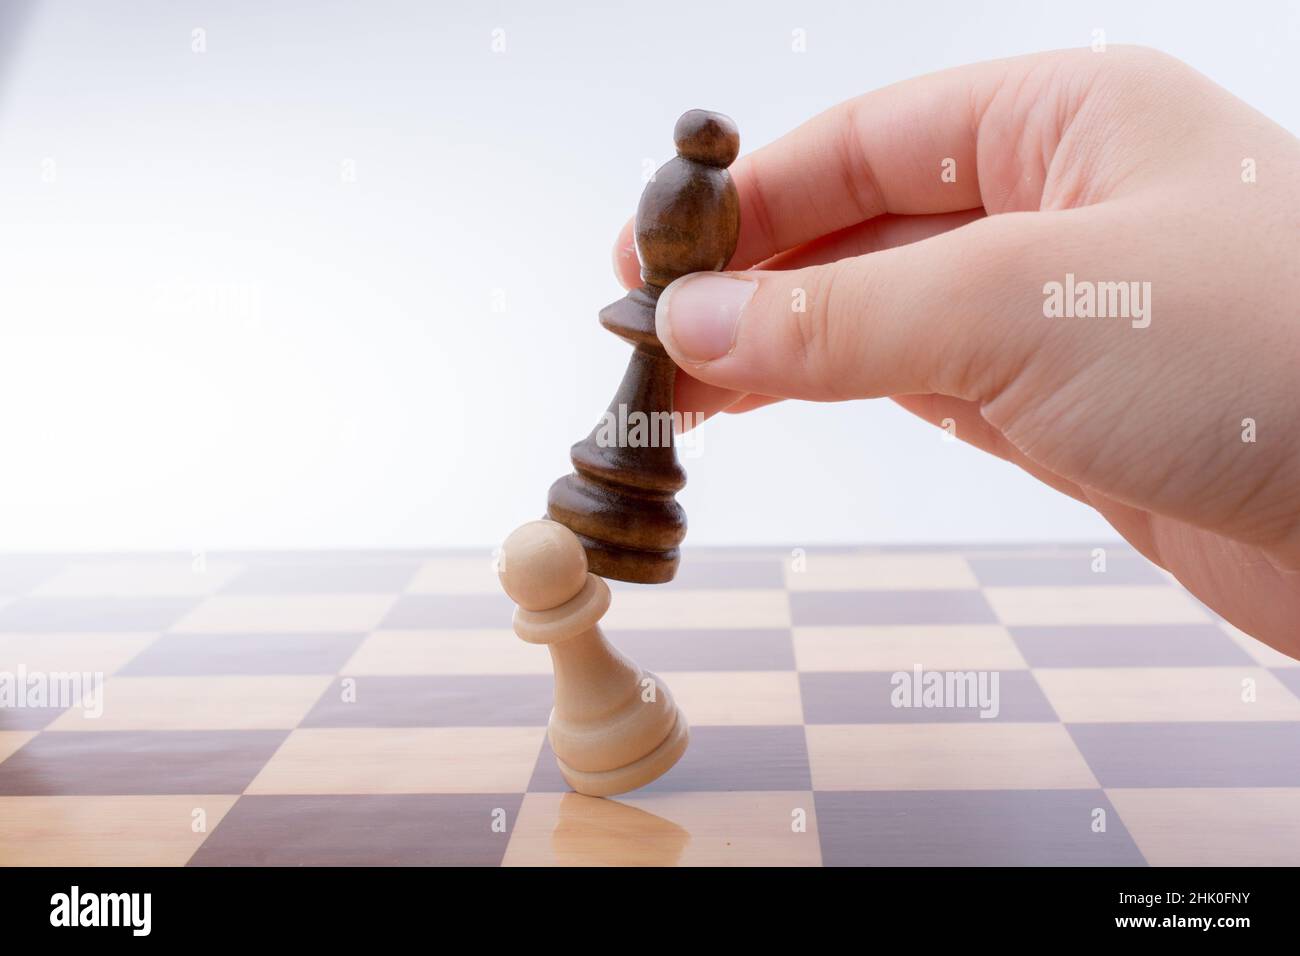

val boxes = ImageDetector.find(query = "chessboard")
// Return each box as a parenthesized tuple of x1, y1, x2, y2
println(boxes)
(1, 543, 1298, 867)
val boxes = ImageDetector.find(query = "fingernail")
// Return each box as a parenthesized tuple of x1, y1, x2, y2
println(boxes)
(656, 273, 757, 363)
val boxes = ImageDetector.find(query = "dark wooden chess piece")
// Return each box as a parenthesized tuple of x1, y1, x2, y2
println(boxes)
(547, 110, 741, 583)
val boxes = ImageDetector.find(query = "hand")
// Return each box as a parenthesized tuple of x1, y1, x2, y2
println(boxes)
(612, 46, 1300, 656)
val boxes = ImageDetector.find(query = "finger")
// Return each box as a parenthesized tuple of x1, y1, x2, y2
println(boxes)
(667, 209, 988, 417)
(615, 48, 1106, 286)
(724, 48, 1106, 268)
(725, 394, 782, 415)
(672, 369, 743, 431)
(613, 218, 640, 290)
(616, 210, 984, 290)
(655, 209, 1072, 403)
(759, 209, 984, 272)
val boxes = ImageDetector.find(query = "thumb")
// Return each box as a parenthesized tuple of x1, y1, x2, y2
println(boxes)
(654, 212, 1064, 403)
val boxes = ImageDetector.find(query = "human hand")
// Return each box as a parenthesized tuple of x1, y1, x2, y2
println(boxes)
(612, 47, 1300, 655)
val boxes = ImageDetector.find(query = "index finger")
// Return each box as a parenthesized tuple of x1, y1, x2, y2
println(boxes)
(614, 48, 1099, 288)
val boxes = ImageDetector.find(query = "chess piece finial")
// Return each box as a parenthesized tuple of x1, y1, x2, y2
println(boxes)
(636, 109, 742, 287)
(499, 520, 689, 796)
(547, 109, 741, 583)
(497, 518, 590, 612)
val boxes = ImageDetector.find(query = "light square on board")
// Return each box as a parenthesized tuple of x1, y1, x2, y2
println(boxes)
(408, 557, 502, 595)
(0, 795, 238, 866)
(34, 559, 244, 597)
(657, 671, 804, 725)
(983, 586, 1208, 626)
(607, 557, 786, 592)
(0, 597, 198, 633)
(967, 554, 1165, 587)
(793, 624, 1026, 672)
(1104, 788, 1300, 866)
(342, 629, 551, 676)
(46, 675, 333, 731)
(246, 727, 545, 795)
(601, 589, 790, 630)
(503, 791, 821, 867)
(172, 595, 396, 633)
(380, 594, 514, 629)
(0, 632, 158, 676)
(604, 629, 796, 672)
(1033, 667, 1300, 723)
(785, 553, 978, 591)
(118, 632, 365, 676)
(806, 723, 1099, 791)
(222, 561, 419, 594)
(789, 590, 996, 627)
(0, 557, 63, 597)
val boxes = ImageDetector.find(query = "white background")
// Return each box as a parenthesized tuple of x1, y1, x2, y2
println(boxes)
(0, 0, 1295, 551)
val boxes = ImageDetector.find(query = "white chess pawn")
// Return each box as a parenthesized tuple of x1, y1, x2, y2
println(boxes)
(498, 519, 689, 796)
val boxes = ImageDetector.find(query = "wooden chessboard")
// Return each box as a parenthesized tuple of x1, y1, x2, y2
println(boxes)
(1, 544, 1297, 866)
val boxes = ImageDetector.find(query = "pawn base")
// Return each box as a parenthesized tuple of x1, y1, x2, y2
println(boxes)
(555, 709, 689, 797)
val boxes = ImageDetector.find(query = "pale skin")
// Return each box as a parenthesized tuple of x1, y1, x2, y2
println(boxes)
(611, 47, 1300, 657)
